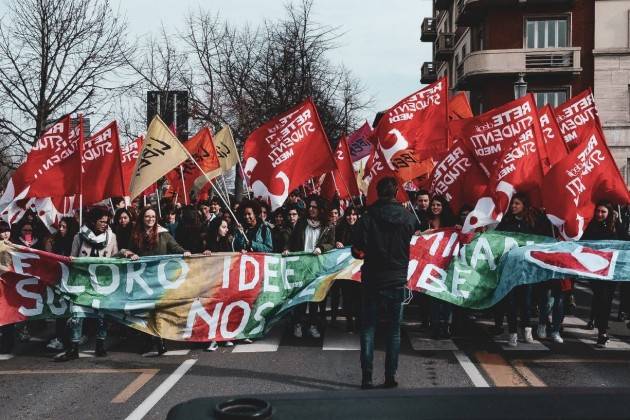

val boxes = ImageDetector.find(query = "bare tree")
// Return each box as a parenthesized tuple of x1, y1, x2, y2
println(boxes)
(0, 0, 133, 168)
(183, 0, 372, 144)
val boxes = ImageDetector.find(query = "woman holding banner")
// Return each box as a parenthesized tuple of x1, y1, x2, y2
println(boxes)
(284, 195, 335, 339)
(233, 200, 273, 253)
(44, 217, 79, 352)
(496, 193, 538, 347)
(583, 202, 620, 348)
(426, 195, 457, 340)
(56, 207, 118, 362)
(122, 207, 191, 355)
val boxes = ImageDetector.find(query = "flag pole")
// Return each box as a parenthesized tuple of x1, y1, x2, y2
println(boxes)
(407, 200, 423, 227)
(155, 183, 162, 219)
(227, 126, 252, 199)
(174, 192, 179, 206)
(181, 145, 239, 224)
(179, 165, 188, 205)
(221, 175, 231, 207)
(78, 113, 85, 227)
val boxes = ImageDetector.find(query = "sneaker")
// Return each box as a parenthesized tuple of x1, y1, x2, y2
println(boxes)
(596, 334, 609, 348)
(308, 325, 321, 338)
(205, 341, 219, 352)
(241, 338, 253, 344)
(293, 324, 303, 338)
(46, 338, 64, 351)
(536, 324, 547, 339)
(508, 333, 518, 347)
(550, 332, 564, 344)
(225, 341, 235, 347)
(523, 327, 534, 344)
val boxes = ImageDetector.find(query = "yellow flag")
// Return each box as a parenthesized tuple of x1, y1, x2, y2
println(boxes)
(129, 115, 189, 199)
(193, 125, 238, 189)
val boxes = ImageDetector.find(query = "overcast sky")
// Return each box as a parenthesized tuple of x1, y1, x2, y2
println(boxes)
(112, 0, 434, 122)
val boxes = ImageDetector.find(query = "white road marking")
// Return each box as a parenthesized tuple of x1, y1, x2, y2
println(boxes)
(0, 354, 14, 361)
(453, 350, 490, 387)
(322, 327, 359, 351)
(125, 358, 197, 420)
(141, 349, 190, 358)
(232, 327, 283, 353)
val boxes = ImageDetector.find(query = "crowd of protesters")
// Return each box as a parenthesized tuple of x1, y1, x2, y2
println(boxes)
(2, 185, 630, 362)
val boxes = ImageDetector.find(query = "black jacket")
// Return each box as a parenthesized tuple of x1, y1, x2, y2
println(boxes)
(352, 199, 419, 289)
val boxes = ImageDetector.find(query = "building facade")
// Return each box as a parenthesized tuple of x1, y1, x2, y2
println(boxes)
(421, 0, 630, 180)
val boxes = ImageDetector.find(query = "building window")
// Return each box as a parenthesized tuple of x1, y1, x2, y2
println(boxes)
(531, 89, 569, 108)
(526, 18, 568, 48)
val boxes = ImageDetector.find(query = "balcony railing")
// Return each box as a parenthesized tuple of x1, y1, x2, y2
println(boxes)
(421, 62, 438, 84)
(435, 33, 456, 60)
(455, 47, 581, 89)
(421, 18, 437, 42)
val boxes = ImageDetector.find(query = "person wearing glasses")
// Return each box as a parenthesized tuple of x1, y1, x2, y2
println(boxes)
(283, 195, 335, 339)
(56, 207, 118, 362)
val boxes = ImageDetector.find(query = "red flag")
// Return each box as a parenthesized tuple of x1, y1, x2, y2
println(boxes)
(346, 121, 374, 162)
(451, 94, 540, 178)
(81, 121, 126, 205)
(373, 78, 448, 160)
(449, 92, 474, 121)
(121, 136, 142, 196)
(543, 122, 630, 240)
(165, 128, 221, 197)
(321, 137, 361, 200)
(243, 98, 335, 210)
(363, 147, 407, 206)
(429, 142, 488, 215)
(554, 89, 600, 151)
(4, 115, 81, 200)
(539, 105, 569, 172)
(461, 94, 546, 232)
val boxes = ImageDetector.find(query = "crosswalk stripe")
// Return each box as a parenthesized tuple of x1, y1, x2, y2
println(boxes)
(578, 336, 630, 350)
(142, 349, 190, 357)
(0, 354, 14, 361)
(322, 327, 359, 351)
(232, 327, 283, 353)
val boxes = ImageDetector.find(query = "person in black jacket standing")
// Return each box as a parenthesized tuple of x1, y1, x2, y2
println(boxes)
(352, 177, 420, 389)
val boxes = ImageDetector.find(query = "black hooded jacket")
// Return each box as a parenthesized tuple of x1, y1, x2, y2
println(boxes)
(352, 199, 419, 289)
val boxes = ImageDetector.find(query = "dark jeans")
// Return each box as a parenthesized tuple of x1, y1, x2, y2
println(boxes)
(360, 286, 405, 379)
(507, 285, 532, 333)
(0, 324, 15, 353)
(69, 315, 107, 343)
(538, 281, 564, 334)
(292, 302, 324, 327)
(591, 282, 617, 333)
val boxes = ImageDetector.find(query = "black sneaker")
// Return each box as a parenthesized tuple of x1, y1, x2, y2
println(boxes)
(361, 372, 373, 390)
(596, 334, 609, 348)
(585, 320, 595, 330)
(383, 377, 398, 389)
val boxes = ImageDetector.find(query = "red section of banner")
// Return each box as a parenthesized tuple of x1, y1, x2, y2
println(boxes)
(243, 98, 335, 210)
(543, 121, 630, 240)
(121, 136, 142, 196)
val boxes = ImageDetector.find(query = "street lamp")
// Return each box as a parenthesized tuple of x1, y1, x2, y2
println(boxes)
(514, 73, 528, 99)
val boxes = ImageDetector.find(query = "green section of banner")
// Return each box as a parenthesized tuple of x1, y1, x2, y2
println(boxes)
(408, 231, 554, 309)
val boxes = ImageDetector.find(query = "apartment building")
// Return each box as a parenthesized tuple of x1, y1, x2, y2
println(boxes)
(421, 0, 630, 179)
(593, 0, 630, 179)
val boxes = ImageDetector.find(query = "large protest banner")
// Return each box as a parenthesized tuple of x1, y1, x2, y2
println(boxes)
(6, 228, 630, 342)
